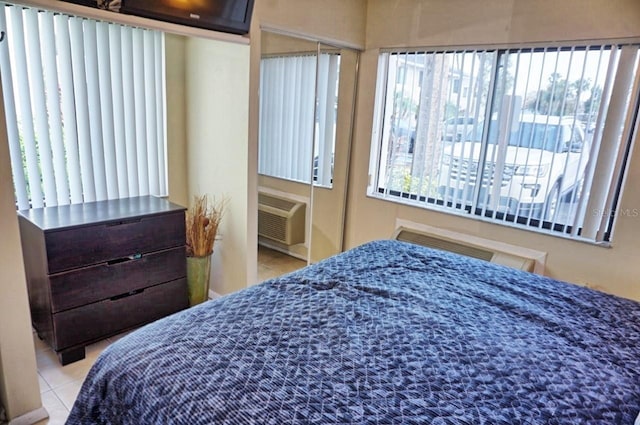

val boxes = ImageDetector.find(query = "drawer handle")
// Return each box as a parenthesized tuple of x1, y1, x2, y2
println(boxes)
(107, 218, 142, 227)
(107, 253, 143, 266)
(110, 288, 145, 301)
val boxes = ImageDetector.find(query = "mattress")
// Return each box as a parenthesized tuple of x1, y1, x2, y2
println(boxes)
(67, 240, 640, 424)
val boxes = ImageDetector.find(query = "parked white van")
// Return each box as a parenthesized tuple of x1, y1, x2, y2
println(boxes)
(441, 116, 476, 142)
(437, 114, 589, 220)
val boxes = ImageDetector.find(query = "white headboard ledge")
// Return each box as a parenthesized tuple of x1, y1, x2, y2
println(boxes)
(393, 219, 547, 275)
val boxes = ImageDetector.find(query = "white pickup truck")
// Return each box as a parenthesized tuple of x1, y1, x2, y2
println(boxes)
(437, 114, 589, 221)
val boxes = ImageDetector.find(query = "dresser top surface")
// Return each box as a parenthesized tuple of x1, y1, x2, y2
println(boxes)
(18, 196, 186, 231)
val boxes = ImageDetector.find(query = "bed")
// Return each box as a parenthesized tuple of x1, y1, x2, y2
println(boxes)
(66, 240, 640, 424)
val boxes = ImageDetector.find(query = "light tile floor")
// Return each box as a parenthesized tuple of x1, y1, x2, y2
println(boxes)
(33, 330, 133, 425)
(257, 245, 307, 282)
(28, 248, 302, 424)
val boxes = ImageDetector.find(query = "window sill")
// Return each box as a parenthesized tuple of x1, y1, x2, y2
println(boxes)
(366, 190, 613, 249)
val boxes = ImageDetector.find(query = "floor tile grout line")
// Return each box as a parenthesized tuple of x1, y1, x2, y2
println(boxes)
(37, 371, 52, 394)
(43, 376, 86, 393)
(53, 390, 69, 413)
(42, 388, 70, 414)
(55, 386, 76, 412)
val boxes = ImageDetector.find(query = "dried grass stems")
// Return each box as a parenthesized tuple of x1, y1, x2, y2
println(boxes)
(186, 195, 228, 257)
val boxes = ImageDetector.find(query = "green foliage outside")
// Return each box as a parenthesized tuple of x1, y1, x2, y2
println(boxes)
(524, 72, 599, 117)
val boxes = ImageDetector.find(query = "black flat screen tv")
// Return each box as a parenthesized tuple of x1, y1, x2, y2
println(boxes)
(120, 0, 255, 35)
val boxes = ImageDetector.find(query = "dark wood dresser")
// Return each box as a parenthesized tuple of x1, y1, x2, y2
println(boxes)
(18, 196, 189, 365)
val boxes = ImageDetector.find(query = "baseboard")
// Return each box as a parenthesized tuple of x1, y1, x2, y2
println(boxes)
(258, 239, 308, 262)
(8, 407, 48, 425)
(208, 290, 222, 300)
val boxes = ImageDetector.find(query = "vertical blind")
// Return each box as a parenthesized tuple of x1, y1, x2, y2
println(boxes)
(259, 54, 317, 184)
(0, 3, 167, 210)
(314, 53, 340, 187)
(258, 53, 340, 187)
(370, 44, 640, 243)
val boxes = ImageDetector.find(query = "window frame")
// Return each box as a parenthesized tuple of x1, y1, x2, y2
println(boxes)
(1, 3, 168, 210)
(368, 42, 640, 245)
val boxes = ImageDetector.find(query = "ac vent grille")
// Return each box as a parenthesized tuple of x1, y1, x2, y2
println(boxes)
(258, 193, 297, 211)
(392, 223, 544, 273)
(259, 212, 288, 243)
(258, 192, 306, 246)
(396, 230, 494, 261)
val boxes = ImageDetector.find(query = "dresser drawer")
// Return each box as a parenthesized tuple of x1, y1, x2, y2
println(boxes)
(53, 278, 188, 350)
(49, 247, 186, 313)
(45, 211, 185, 273)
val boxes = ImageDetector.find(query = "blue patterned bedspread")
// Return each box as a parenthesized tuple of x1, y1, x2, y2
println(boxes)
(67, 240, 640, 424)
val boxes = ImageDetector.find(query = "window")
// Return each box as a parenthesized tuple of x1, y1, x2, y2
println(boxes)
(1, 3, 167, 210)
(258, 52, 340, 188)
(452, 78, 461, 93)
(370, 45, 640, 243)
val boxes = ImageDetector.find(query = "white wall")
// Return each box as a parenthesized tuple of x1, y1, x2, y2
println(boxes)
(365, 0, 640, 48)
(344, 0, 640, 301)
(165, 34, 189, 208)
(185, 37, 252, 294)
(255, 0, 366, 49)
(0, 78, 41, 419)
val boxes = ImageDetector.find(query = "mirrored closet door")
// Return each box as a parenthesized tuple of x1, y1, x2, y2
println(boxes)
(257, 30, 359, 277)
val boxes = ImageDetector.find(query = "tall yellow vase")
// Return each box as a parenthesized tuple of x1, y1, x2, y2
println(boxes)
(186, 255, 211, 306)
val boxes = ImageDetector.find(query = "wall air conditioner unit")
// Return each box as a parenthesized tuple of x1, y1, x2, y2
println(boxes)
(258, 192, 306, 246)
(393, 220, 547, 274)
